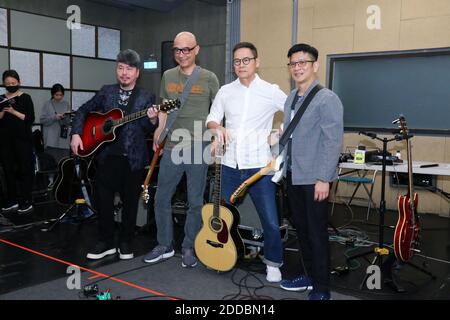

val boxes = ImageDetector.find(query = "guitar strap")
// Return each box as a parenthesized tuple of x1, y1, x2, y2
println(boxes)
(157, 66, 202, 145)
(278, 84, 324, 149)
(277, 84, 323, 180)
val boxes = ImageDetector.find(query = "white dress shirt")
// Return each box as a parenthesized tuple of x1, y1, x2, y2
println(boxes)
(206, 74, 286, 169)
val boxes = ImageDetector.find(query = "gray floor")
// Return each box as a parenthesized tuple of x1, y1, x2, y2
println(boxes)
(0, 252, 357, 300)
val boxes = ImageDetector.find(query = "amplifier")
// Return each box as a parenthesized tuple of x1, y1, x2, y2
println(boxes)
(390, 172, 436, 189)
(237, 193, 289, 248)
(365, 150, 401, 164)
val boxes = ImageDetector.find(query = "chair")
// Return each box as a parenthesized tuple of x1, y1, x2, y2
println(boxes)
(331, 167, 378, 220)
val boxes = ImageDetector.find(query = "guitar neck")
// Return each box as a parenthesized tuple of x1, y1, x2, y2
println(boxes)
(230, 159, 275, 204)
(406, 138, 414, 199)
(114, 108, 150, 127)
(111, 100, 178, 129)
(212, 161, 222, 216)
(143, 140, 166, 188)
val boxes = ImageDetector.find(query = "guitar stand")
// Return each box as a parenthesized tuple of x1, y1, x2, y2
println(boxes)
(347, 132, 434, 292)
(41, 198, 96, 232)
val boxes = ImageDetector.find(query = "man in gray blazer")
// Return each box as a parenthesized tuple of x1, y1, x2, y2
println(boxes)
(279, 43, 343, 300)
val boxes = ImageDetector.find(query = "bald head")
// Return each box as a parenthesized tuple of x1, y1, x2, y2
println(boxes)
(174, 31, 197, 47)
(173, 31, 200, 74)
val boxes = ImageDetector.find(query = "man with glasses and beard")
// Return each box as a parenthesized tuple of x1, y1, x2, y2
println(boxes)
(71, 49, 159, 261)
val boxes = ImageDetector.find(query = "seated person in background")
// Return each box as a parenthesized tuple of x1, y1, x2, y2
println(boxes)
(0, 69, 36, 214)
(40, 83, 71, 187)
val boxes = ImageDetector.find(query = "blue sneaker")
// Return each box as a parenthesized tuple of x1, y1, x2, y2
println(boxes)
(280, 275, 313, 291)
(308, 291, 331, 300)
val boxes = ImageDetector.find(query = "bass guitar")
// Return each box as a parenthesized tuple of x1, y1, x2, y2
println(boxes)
(142, 139, 166, 203)
(76, 99, 180, 157)
(53, 157, 92, 206)
(393, 115, 420, 262)
(194, 143, 245, 272)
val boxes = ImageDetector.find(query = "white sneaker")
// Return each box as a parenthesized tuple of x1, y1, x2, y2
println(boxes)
(266, 266, 282, 283)
(2, 203, 19, 212)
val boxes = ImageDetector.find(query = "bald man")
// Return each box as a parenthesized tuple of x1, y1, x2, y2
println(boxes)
(144, 31, 220, 268)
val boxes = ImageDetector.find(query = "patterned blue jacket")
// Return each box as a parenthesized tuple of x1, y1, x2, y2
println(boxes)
(71, 84, 157, 171)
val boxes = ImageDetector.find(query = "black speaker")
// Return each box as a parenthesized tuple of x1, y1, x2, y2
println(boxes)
(161, 41, 177, 74)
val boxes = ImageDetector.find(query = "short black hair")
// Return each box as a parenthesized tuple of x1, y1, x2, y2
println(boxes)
(51, 83, 65, 97)
(287, 43, 319, 61)
(117, 49, 141, 69)
(2, 69, 20, 83)
(233, 42, 258, 58)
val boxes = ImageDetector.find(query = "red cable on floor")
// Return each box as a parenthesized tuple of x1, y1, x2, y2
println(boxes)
(0, 238, 178, 300)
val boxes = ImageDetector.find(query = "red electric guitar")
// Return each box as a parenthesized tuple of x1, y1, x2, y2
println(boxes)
(76, 99, 180, 157)
(393, 116, 420, 262)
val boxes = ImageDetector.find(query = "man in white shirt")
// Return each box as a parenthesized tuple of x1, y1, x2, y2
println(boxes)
(206, 42, 287, 282)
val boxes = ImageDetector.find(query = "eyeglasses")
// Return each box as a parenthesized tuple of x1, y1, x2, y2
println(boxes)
(287, 60, 315, 68)
(172, 45, 198, 55)
(233, 57, 256, 66)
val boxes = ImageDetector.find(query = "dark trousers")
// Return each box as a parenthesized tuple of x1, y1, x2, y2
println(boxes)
(0, 139, 34, 205)
(286, 172, 330, 293)
(94, 155, 142, 245)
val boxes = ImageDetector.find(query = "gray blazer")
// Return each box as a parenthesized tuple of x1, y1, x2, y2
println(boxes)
(283, 80, 343, 185)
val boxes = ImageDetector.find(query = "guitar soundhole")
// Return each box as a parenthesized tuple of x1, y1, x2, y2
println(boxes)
(103, 118, 114, 134)
(210, 217, 223, 233)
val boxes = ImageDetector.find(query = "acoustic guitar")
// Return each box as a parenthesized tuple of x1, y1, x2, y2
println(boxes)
(53, 157, 92, 206)
(194, 143, 245, 272)
(393, 116, 420, 262)
(76, 99, 180, 157)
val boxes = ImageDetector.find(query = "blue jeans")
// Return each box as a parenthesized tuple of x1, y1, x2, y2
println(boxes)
(154, 146, 208, 249)
(221, 165, 283, 267)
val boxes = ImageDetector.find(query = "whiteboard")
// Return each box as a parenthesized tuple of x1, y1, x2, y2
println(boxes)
(328, 48, 450, 134)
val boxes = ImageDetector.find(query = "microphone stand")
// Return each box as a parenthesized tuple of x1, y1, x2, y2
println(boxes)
(347, 131, 404, 291)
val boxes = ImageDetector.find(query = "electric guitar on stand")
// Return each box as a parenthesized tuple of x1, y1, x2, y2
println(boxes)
(76, 99, 180, 157)
(194, 143, 244, 272)
(393, 116, 420, 262)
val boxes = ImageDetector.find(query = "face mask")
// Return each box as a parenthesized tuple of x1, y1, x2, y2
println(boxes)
(5, 85, 19, 93)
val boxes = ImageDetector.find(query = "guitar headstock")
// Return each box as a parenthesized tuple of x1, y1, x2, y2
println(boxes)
(229, 183, 247, 204)
(159, 99, 180, 114)
(141, 185, 150, 203)
(212, 139, 226, 164)
(398, 115, 408, 139)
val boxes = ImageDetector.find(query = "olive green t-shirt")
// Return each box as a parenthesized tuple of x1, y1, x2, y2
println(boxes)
(160, 66, 219, 150)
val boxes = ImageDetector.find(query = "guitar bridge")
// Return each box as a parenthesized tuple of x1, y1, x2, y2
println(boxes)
(91, 125, 96, 137)
(206, 240, 223, 248)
